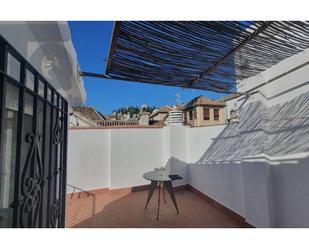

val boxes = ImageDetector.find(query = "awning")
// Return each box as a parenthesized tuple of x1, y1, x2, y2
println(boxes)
(105, 21, 309, 93)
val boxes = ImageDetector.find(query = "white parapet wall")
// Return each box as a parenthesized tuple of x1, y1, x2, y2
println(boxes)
(109, 128, 166, 189)
(187, 48, 309, 228)
(67, 129, 111, 192)
(187, 124, 247, 219)
(239, 48, 309, 228)
(67, 126, 192, 192)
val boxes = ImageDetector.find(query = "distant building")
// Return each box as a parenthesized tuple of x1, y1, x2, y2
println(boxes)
(70, 106, 106, 127)
(150, 105, 173, 126)
(70, 112, 98, 127)
(183, 96, 225, 127)
(107, 111, 138, 121)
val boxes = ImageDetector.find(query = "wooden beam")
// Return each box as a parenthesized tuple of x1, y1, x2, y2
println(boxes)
(79, 70, 250, 96)
(105, 21, 121, 74)
(188, 21, 273, 87)
(79, 71, 111, 79)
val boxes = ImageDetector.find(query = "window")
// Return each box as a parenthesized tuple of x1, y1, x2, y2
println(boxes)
(6, 53, 20, 81)
(203, 108, 210, 120)
(25, 69, 35, 91)
(38, 80, 45, 97)
(189, 110, 193, 120)
(47, 88, 52, 102)
(0, 83, 19, 227)
(214, 109, 220, 120)
(194, 109, 197, 119)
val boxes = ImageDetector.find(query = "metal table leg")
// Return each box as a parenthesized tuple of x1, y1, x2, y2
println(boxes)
(145, 180, 157, 209)
(156, 181, 161, 220)
(145, 180, 179, 220)
(165, 181, 179, 214)
(162, 182, 166, 203)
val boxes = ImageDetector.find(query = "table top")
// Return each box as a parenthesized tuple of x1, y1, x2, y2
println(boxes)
(143, 170, 171, 182)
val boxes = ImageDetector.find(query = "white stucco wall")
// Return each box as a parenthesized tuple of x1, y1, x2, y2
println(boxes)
(186, 47, 309, 228)
(109, 128, 165, 189)
(164, 126, 189, 186)
(187, 125, 226, 163)
(68, 128, 168, 191)
(67, 126, 191, 191)
(187, 124, 247, 218)
(67, 129, 110, 192)
(236, 48, 309, 227)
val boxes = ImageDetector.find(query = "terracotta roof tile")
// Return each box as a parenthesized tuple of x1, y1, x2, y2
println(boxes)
(185, 96, 225, 109)
(73, 106, 106, 123)
(150, 105, 173, 118)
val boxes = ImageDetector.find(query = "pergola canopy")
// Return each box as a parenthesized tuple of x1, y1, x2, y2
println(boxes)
(105, 21, 309, 93)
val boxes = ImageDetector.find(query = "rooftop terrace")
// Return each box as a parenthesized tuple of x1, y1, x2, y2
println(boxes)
(66, 186, 252, 228)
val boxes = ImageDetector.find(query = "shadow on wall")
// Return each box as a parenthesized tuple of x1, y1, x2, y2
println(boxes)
(197, 91, 309, 163)
(266, 92, 309, 157)
(193, 99, 268, 163)
(164, 157, 188, 186)
(190, 91, 309, 227)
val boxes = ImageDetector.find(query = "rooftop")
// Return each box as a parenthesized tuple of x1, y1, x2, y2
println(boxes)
(185, 96, 225, 109)
(66, 21, 309, 230)
(66, 186, 251, 228)
(73, 106, 107, 122)
(150, 105, 173, 118)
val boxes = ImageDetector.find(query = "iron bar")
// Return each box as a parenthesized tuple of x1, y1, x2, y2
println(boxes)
(39, 78, 48, 227)
(60, 101, 68, 228)
(0, 34, 68, 228)
(12, 61, 25, 227)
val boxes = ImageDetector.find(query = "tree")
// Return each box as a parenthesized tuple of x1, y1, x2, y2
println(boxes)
(112, 105, 156, 117)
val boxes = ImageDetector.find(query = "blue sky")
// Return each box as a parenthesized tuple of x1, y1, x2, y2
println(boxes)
(69, 21, 226, 114)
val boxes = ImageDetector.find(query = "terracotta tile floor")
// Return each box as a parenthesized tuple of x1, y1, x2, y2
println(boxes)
(66, 188, 250, 228)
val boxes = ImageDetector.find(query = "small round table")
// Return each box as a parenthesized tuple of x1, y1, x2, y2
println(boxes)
(143, 170, 179, 220)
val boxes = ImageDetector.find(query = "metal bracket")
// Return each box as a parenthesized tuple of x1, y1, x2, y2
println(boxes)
(79, 71, 111, 79)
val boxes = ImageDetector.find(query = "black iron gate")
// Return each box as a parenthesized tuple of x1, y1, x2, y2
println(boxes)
(0, 35, 68, 228)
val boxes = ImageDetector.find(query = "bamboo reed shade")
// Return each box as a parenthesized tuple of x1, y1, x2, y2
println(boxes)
(105, 21, 309, 92)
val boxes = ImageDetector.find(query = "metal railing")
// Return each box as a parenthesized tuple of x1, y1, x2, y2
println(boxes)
(67, 184, 96, 217)
(67, 184, 95, 199)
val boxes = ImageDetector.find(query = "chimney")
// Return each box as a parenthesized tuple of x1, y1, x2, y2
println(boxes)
(139, 104, 150, 125)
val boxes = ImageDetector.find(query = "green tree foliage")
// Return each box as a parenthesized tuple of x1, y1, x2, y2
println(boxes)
(112, 105, 156, 117)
